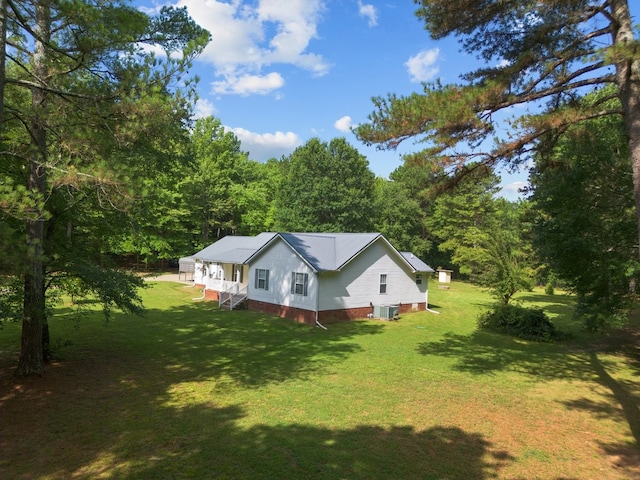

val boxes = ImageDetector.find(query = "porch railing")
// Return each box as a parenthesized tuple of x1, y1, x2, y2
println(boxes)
(206, 278, 237, 292)
(219, 284, 248, 310)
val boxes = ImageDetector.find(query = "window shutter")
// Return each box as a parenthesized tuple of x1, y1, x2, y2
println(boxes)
(265, 270, 269, 290)
(254, 269, 259, 289)
(303, 273, 308, 296)
(291, 272, 296, 294)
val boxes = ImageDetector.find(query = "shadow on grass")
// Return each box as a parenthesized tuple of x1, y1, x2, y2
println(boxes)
(418, 329, 640, 464)
(52, 300, 385, 389)
(0, 304, 515, 479)
(515, 293, 576, 318)
(118, 415, 515, 480)
(0, 378, 514, 479)
(561, 352, 640, 466)
(417, 330, 593, 380)
(1, 282, 635, 478)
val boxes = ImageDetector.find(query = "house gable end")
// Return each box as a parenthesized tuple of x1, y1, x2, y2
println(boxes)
(251, 234, 320, 272)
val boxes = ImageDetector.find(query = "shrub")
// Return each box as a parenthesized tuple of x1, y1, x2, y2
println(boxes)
(477, 303, 558, 341)
(544, 281, 555, 295)
(544, 273, 557, 295)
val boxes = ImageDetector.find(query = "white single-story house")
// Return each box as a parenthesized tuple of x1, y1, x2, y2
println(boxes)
(191, 232, 434, 325)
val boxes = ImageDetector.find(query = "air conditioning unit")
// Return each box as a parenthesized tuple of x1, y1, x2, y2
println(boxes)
(373, 304, 399, 320)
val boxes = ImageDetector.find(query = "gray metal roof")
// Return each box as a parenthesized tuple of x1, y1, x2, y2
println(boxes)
(280, 232, 380, 271)
(401, 252, 435, 272)
(192, 232, 278, 264)
(192, 232, 434, 273)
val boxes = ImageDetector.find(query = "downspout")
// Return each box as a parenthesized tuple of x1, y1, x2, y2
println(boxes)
(425, 273, 440, 314)
(315, 312, 327, 330)
(315, 272, 327, 330)
(192, 287, 206, 301)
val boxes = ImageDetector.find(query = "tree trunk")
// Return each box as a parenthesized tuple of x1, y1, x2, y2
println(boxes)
(0, 0, 7, 133)
(15, 0, 50, 377)
(17, 144, 47, 374)
(16, 217, 46, 376)
(611, 0, 640, 257)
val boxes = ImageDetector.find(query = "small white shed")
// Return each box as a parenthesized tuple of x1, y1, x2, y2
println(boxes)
(437, 269, 453, 283)
(178, 256, 196, 281)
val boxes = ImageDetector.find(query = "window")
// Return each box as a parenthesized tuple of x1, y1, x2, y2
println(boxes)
(254, 269, 269, 290)
(291, 272, 309, 296)
(379, 274, 387, 294)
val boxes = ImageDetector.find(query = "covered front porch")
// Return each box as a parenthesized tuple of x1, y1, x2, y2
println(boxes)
(194, 261, 249, 309)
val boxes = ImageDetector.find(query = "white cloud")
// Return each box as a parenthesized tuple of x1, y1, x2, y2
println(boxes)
(334, 115, 353, 132)
(358, 1, 377, 27)
(503, 180, 528, 191)
(227, 127, 302, 161)
(405, 48, 440, 83)
(212, 72, 285, 96)
(172, 0, 330, 96)
(193, 98, 217, 119)
(498, 180, 529, 200)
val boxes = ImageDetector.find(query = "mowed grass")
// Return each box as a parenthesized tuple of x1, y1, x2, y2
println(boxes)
(1, 281, 639, 479)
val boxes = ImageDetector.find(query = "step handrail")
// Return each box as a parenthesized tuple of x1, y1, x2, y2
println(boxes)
(219, 283, 247, 310)
(229, 285, 248, 310)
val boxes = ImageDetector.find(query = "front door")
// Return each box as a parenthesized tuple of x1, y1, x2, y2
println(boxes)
(232, 264, 244, 283)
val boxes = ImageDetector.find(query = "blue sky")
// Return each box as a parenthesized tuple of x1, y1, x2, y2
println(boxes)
(136, 0, 637, 200)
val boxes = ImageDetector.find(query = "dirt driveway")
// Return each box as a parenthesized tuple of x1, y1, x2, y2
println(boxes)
(144, 273, 193, 283)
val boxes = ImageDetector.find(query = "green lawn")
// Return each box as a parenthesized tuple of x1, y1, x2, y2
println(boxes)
(1, 281, 639, 479)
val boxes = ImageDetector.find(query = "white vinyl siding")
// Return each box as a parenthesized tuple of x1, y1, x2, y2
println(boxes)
(317, 239, 428, 311)
(249, 239, 317, 311)
(247, 235, 428, 315)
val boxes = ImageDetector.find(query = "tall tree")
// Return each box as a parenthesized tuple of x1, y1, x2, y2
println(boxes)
(355, 1, 640, 248)
(426, 164, 501, 277)
(183, 116, 257, 247)
(530, 89, 637, 330)
(235, 158, 278, 236)
(426, 167, 534, 303)
(273, 137, 376, 233)
(0, 1, 209, 376)
(481, 199, 535, 305)
(372, 162, 441, 262)
(105, 134, 195, 266)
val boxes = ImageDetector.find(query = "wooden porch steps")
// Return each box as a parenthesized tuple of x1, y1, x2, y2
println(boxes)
(219, 293, 248, 310)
